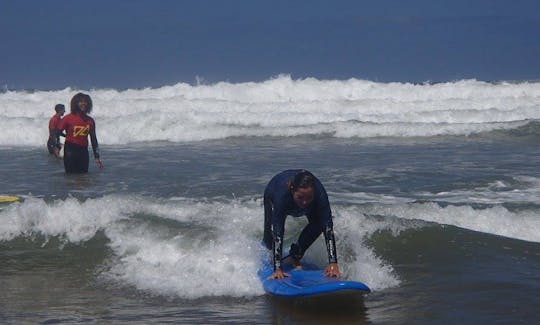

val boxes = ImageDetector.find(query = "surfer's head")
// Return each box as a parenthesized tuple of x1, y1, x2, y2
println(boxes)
(70, 93, 93, 114)
(290, 170, 315, 209)
(54, 104, 65, 115)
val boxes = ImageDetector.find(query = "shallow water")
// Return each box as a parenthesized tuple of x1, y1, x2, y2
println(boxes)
(1, 133, 539, 323)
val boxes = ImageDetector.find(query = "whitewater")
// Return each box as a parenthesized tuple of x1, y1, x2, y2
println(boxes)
(1, 76, 539, 146)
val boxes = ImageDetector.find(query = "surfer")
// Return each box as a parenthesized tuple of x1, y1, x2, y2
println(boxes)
(47, 104, 65, 156)
(53, 93, 103, 173)
(263, 169, 341, 279)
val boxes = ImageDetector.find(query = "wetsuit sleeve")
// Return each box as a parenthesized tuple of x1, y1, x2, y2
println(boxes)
(317, 184, 338, 264)
(263, 194, 273, 250)
(271, 202, 287, 271)
(323, 224, 338, 264)
(89, 120, 100, 159)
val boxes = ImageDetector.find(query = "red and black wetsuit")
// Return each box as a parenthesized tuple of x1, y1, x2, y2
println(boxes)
(55, 112, 100, 173)
(47, 114, 63, 154)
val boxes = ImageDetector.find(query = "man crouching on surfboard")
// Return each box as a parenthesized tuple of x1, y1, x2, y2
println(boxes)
(263, 169, 341, 279)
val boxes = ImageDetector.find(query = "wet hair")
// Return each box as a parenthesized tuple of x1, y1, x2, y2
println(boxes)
(70, 92, 93, 114)
(290, 170, 315, 191)
(54, 104, 65, 113)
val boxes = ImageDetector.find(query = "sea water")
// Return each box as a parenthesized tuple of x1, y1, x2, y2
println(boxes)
(1, 77, 539, 324)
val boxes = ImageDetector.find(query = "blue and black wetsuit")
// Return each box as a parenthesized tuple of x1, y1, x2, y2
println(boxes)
(263, 169, 338, 271)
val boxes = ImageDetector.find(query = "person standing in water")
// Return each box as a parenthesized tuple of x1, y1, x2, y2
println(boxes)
(47, 104, 65, 156)
(263, 169, 341, 279)
(53, 93, 103, 173)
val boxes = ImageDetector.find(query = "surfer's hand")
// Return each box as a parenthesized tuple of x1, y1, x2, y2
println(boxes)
(53, 148, 60, 159)
(95, 159, 104, 169)
(268, 269, 289, 279)
(324, 263, 341, 277)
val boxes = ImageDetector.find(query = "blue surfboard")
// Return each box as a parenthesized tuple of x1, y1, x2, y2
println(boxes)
(258, 260, 371, 297)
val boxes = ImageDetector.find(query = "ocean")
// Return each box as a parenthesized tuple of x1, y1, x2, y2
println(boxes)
(1, 76, 539, 324)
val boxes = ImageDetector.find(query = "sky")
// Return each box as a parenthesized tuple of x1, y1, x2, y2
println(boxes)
(1, 0, 540, 90)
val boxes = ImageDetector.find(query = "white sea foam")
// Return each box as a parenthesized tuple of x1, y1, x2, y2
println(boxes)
(362, 202, 540, 243)
(0, 195, 400, 298)
(0, 76, 539, 146)
(330, 176, 540, 243)
(3, 191, 537, 298)
(418, 176, 540, 205)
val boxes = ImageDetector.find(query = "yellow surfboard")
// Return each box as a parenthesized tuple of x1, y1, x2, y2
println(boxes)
(0, 195, 20, 203)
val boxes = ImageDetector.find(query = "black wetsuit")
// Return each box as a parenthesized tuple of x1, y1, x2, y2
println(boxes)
(263, 169, 338, 271)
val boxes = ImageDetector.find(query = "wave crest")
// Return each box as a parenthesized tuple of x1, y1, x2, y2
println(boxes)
(1, 76, 539, 145)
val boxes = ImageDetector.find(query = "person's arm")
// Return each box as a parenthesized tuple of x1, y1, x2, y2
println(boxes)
(263, 195, 273, 250)
(323, 225, 340, 277)
(268, 207, 288, 279)
(317, 182, 341, 277)
(51, 119, 64, 158)
(89, 121, 103, 169)
(269, 235, 288, 279)
(48, 117, 57, 138)
(51, 128, 65, 145)
(49, 125, 62, 155)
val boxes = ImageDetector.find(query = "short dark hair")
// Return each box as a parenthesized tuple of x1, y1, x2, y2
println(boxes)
(54, 104, 65, 112)
(291, 170, 315, 191)
(70, 93, 93, 114)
